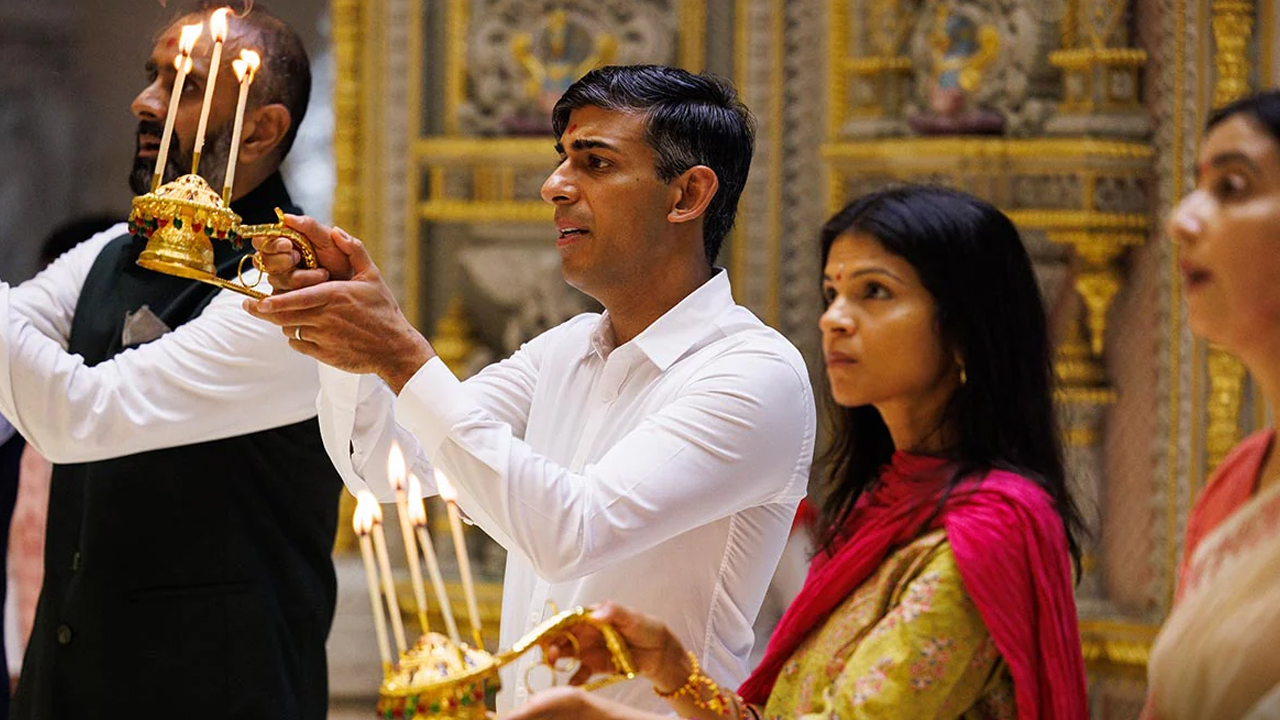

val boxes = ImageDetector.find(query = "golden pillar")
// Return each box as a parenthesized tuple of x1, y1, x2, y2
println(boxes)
(331, 0, 364, 554)
(1204, 0, 1255, 471)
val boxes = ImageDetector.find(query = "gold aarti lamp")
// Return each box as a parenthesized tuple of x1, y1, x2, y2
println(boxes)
(132, 28, 314, 298)
(377, 607, 637, 720)
(362, 474, 635, 720)
(129, 174, 316, 299)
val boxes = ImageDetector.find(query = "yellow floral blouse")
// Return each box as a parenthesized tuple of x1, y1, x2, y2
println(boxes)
(761, 529, 1015, 720)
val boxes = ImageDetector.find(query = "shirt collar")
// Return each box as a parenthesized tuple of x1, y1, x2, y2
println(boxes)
(585, 269, 735, 371)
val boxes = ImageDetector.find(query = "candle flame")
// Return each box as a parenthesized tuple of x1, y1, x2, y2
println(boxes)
(388, 442, 406, 492)
(178, 22, 203, 55)
(435, 469, 457, 503)
(354, 491, 385, 534)
(407, 475, 427, 526)
(173, 55, 193, 73)
(354, 491, 377, 535)
(210, 8, 230, 42)
(232, 49, 260, 81)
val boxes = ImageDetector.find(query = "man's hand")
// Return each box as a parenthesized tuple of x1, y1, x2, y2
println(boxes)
(243, 229, 436, 393)
(252, 214, 358, 292)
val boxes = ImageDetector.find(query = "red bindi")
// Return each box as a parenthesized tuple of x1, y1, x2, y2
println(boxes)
(166, 37, 178, 48)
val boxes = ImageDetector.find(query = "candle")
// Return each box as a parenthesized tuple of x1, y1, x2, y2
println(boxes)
(408, 474, 461, 644)
(436, 470, 484, 649)
(152, 22, 204, 192)
(368, 499, 408, 655)
(191, 7, 230, 176)
(354, 492, 393, 677)
(388, 443, 431, 636)
(222, 49, 260, 203)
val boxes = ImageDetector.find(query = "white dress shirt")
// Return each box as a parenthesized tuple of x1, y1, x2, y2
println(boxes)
(0, 224, 323, 463)
(318, 270, 816, 713)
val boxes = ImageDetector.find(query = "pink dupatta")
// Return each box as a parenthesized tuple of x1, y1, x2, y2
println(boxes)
(739, 452, 1087, 720)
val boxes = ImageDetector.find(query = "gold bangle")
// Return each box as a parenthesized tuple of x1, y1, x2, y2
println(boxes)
(653, 651, 741, 717)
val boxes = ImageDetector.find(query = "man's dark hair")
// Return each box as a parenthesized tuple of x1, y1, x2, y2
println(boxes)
(551, 65, 755, 265)
(188, 2, 311, 159)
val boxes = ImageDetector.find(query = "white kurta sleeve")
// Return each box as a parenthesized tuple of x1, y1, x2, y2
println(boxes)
(0, 233, 322, 464)
(315, 364, 423, 501)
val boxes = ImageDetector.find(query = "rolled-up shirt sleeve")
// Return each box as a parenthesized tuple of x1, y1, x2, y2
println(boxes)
(0, 231, 322, 464)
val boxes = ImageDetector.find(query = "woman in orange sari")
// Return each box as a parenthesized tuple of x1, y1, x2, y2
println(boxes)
(1144, 90, 1280, 720)
(506, 184, 1088, 720)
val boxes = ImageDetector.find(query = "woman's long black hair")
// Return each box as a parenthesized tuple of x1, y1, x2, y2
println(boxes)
(815, 184, 1085, 572)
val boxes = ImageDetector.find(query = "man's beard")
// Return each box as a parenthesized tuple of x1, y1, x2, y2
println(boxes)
(129, 120, 234, 197)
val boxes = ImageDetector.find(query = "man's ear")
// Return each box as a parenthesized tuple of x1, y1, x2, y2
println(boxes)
(667, 165, 720, 226)
(237, 103, 292, 165)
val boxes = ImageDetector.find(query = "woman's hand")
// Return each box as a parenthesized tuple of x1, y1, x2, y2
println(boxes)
(542, 602, 692, 693)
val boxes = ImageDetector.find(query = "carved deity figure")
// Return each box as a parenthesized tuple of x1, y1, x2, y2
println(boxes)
(505, 9, 617, 134)
(908, 2, 1005, 134)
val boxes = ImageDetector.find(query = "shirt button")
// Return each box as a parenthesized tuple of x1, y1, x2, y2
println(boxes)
(56, 624, 73, 645)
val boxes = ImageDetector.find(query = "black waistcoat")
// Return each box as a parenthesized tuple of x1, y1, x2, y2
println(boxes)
(14, 174, 343, 720)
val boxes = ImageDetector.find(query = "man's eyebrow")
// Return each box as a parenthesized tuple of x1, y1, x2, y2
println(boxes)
(553, 137, 618, 156)
(145, 59, 158, 74)
(570, 137, 617, 152)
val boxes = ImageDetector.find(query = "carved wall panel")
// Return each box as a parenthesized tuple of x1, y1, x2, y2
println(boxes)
(461, 0, 677, 135)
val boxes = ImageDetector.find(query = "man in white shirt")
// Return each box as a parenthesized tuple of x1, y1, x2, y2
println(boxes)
(247, 64, 816, 713)
(2, 8, 343, 719)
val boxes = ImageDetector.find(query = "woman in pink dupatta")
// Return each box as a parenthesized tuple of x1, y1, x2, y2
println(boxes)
(506, 185, 1088, 720)
(1143, 90, 1280, 720)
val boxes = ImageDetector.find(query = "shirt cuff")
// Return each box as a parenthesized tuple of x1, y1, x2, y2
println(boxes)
(394, 356, 474, 457)
(316, 362, 365, 411)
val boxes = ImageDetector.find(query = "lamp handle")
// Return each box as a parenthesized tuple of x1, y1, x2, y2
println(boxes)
(232, 207, 319, 296)
(494, 606, 638, 691)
